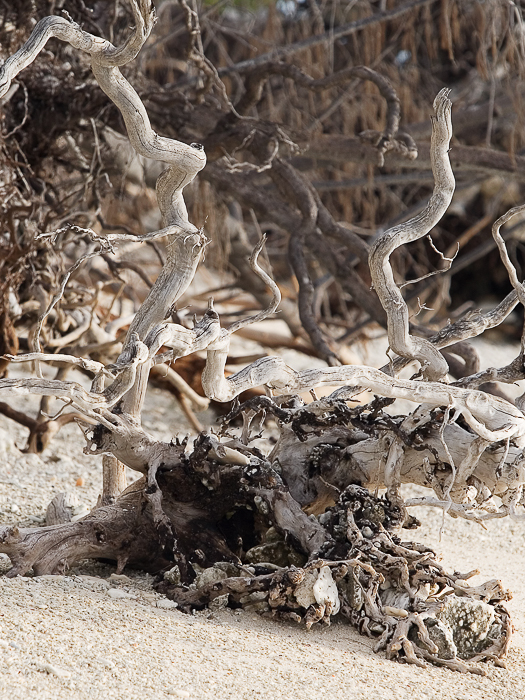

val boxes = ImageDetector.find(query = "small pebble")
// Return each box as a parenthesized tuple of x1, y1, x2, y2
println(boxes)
(209, 594, 229, 610)
(75, 575, 110, 588)
(108, 588, 135, 600)
(141, 592, 157, 602)
(27, 515, 45, 523)
(75, 477, 84, 487)
(156, 598, 178, 609)
(109, 573, 131, 583)
(166, 690, 191, 697)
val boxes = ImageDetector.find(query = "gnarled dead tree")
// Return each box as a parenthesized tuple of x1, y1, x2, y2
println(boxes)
(1, 0, 525, 675)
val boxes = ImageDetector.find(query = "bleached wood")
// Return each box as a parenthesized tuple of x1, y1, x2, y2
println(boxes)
(202, 350, 525, 442)
(2, 4, 525, 538)
(6, 353, 107, 376)
(491, 204, 525, 309)
(0, 0, 206, 422)
(369, 89, 455, 380)
(102, 455, 127, 506)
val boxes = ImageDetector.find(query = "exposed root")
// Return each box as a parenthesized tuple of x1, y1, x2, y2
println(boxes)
(157, 480, 512, 674)
(0, 424, 513, 674)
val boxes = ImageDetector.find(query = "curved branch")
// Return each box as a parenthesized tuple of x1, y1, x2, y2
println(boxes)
(369, 89, 455, 380)
(378, 210, 525, 380)
(382, 290, 520, 377)
(492, 204, 525, 309)
(227, 235, 282, 334)
(0, 378, 107, 417)
(201, 350, 525, 442)
(0, 1, 153, 97)
(427, 290, 520, 351)
(143, 303, 221, 360)
(89, 62, 205, 228)
(453, 354, 525, 390)
(270, 159, 339, 365)
(6, 352, 107, 376)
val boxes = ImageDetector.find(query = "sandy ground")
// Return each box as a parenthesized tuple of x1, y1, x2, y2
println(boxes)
(2, 341, 525, 699)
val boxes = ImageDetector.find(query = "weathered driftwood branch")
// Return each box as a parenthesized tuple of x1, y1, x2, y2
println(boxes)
(369, 89, 455, 380)
(0, 0, 206, 424)
(101, 454, 127, 506)
(379, 205, 525, 382)
(0, 479, 164, 576)
(453, 353, 525, 391)
(379, 290, 519, 377)
(491, 205, 525, 316)
(202, 357, 525, 441)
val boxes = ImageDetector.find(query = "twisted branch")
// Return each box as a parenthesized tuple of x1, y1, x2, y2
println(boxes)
(368, 89, 455, 380)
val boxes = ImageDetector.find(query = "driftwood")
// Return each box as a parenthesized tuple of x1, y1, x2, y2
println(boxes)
(1, 0, 525, 675)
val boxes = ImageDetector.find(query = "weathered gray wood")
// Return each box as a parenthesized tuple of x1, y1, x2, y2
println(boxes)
(368, 90, 455, 381)
(102, 455, 127, 506)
